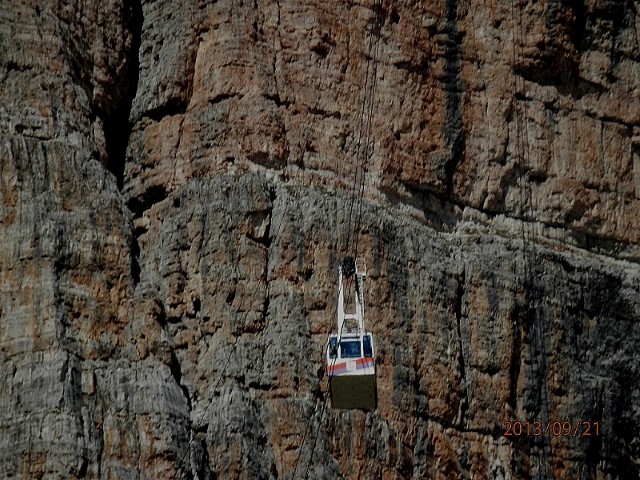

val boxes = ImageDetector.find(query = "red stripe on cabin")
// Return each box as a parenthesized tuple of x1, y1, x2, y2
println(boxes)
(356, 358, 374, 370)
(328, 359, 374, 376)
(328, 362, 347, 375)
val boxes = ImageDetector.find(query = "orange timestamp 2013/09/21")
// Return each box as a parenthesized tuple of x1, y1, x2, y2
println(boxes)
(503, 420, 601, 437)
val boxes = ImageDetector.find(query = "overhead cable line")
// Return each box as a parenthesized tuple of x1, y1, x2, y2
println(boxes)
(345, 0, 384, 260)
(508, 1, 551, 478)
(293, 3, 385, 480)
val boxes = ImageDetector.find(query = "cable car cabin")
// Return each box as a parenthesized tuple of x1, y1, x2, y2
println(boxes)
(326, 258, 376, 410)
(326, 333, 376, 409)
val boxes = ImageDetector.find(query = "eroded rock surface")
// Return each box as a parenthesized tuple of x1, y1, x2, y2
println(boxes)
(1, 0, 639, 479)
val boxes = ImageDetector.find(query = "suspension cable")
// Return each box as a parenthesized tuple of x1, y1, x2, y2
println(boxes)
(302, 7, 384, 479)
(353, 0, 384, 261)
(344, 0, 384, 259)
(182, 1, 385, 477)
(175, 3, 384, 478)
(286, 4, 385, 469)
(508, 1, 551, 478)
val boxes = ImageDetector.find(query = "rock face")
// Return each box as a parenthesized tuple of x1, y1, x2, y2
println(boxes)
(1, 0, 639, 479)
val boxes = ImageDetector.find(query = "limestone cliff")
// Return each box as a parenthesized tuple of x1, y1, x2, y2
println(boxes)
(1, 0, 639, 479)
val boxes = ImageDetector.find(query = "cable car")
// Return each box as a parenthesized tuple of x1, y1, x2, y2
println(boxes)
(326, 257, 376, 409)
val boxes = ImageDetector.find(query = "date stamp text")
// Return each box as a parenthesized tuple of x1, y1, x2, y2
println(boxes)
(503, 420, 600, 437)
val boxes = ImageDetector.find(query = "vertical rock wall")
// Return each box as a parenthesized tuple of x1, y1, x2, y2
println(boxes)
(1, 0, 639, 479)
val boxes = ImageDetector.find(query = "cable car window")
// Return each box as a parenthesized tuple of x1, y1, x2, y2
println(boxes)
(328, 337, 338, 359)
(340, 341, 361, 358)
(363, 335, 373, 357)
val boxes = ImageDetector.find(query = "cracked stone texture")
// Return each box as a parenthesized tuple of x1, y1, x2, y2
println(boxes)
(1, 1, 640, 479)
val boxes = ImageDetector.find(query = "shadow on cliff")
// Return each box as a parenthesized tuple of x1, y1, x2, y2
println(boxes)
(102, 0, 143, 190)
